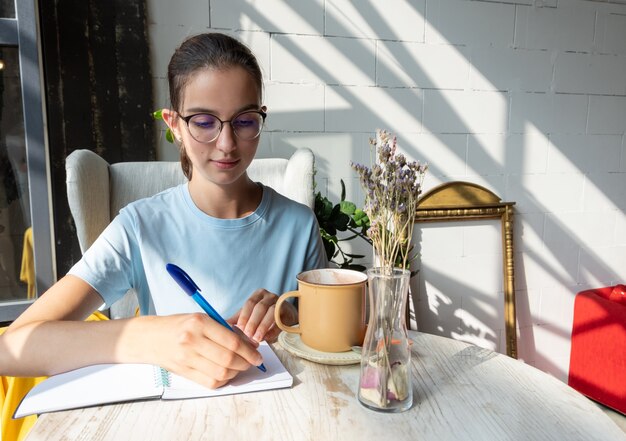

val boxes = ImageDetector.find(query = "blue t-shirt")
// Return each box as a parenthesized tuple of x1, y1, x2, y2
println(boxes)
(69, 183, 327, 318)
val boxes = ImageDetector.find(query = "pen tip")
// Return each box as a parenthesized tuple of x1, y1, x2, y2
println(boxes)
(258, 363, 267, 373)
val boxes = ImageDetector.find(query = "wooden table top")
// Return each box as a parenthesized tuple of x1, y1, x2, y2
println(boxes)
(26, 331, 626, 441)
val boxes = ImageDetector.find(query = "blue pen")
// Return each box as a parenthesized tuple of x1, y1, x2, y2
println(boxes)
(166, 263, 267, 372)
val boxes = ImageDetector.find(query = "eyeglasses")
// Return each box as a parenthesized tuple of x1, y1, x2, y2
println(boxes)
(179, 110, 267, 143)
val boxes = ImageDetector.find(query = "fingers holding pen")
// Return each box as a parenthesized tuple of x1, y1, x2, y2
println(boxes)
(165, 263, 265, 379)
(191, 313, 263, 367)
(158, 313, 263, 388)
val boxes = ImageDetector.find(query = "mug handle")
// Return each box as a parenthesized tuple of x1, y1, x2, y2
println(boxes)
(274, 291, 301, 334)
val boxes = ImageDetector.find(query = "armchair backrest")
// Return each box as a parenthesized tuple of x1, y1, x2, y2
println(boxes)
(66, 148, 316, 253)
(65, 148, 316, 317)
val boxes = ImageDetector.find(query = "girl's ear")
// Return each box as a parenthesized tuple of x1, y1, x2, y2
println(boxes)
(161, 108, 182, 142)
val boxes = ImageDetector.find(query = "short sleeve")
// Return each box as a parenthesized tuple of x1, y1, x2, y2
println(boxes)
(67, 210, 138, 308)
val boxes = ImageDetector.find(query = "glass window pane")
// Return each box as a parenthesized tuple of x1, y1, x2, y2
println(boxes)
(0, 45, 31, 304)
(0, 0, 15, 19)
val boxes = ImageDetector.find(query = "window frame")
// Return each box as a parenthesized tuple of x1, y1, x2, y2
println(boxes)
(0, 0, 53, 321)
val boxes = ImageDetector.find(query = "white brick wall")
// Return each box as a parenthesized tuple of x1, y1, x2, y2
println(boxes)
(425, 0, 516, 46)
(588, 95, 626, 134)
(547, 134, 622, 174)
(423, 90, 508, 133)
(147, 0, 626, 383)
(264, 83, 325, 131)
(469, 47, 553, 92)
(514, 1, 596, 52)
(271, 35, 376, 85)
(598, 12, 626, 55)
(211, 0, 324, 35)
(509, 92, 589, 135)
(326, 0, 426, 41)
(555, 52, 626, 95)
(377, 41, 470, 89)
(325, 85, 423, 132)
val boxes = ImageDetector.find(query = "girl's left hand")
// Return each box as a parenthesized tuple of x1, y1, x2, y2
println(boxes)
(228, 289, 298, 343)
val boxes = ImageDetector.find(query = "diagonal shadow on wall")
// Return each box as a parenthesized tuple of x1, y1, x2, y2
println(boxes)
(209, 1, 625, 376)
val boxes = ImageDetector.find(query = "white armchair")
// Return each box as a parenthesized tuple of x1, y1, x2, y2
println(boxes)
(65, 148, 316, 318)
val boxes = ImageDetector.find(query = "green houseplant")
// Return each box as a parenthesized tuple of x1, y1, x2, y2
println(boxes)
(314, 179, 371, 271)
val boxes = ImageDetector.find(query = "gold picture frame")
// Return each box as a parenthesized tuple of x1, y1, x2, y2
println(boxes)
(414, 181, 517, 358)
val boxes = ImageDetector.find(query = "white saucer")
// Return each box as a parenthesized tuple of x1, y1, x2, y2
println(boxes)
(278, 332, 361, 366)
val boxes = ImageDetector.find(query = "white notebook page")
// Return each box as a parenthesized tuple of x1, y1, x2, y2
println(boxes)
(14, 363, 162, 418)
(163, 342, 293, 399)
(15, 343, 292, 418)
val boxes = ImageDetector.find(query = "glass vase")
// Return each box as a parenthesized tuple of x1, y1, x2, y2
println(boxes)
(358, 267, 412, 412)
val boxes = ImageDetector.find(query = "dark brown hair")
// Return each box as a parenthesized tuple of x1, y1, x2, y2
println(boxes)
(167, 33, 264, 179)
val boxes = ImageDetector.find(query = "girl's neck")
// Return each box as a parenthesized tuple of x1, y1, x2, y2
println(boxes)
(187, 176, 263, 219)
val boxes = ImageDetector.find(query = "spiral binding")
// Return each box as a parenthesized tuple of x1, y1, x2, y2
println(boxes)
(153, 366, 171, 387)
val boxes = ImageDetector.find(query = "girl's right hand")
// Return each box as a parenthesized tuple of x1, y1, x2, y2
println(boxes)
(148, 313, 264, 389)
(0, 275, 262, 385)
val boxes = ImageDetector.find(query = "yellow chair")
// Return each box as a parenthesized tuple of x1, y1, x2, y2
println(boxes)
(19, 227, 35, 300)
(0, 311, 108, 441)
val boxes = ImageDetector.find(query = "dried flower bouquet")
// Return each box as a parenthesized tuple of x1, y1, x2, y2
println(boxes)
(352, 129, 427, 411)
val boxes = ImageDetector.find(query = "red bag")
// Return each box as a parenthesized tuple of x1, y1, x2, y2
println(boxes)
(568, 286, 626, 415)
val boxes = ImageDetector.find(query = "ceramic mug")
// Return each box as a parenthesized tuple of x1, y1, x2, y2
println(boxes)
(274, 268, 367, 353)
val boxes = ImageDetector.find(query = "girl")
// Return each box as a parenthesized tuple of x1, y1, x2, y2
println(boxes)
(0, 33, 326, 389)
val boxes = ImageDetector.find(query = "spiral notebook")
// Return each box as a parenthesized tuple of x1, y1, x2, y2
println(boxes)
(14, 342, 292, 418)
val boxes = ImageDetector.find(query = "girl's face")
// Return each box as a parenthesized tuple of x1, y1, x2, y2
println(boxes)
(167, 66, 263, 189)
